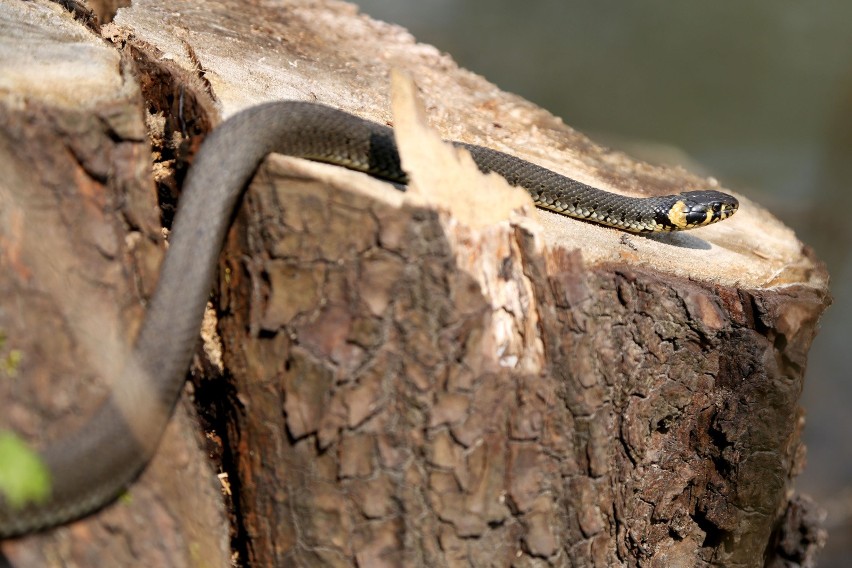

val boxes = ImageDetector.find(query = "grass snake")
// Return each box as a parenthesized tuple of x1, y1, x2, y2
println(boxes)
(0, 101, 738, 538)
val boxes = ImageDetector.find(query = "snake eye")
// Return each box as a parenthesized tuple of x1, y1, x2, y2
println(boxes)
(717, 200, 738, 219)
(709, 197, 739, 221)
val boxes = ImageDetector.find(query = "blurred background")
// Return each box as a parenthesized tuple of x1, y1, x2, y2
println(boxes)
(353, 1, 852, 564)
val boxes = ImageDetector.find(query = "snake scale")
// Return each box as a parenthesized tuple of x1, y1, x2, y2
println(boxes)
(0, 101, 738, 537)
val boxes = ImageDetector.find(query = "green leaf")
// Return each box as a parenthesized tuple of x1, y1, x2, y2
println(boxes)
(0, 431, 51, 508)
(3, 349, 22, 377)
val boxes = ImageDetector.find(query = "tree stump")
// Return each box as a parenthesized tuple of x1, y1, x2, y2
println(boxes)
(0, 0, 829, 566)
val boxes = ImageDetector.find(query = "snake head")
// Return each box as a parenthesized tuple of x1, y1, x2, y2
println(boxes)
(661, 190, 739, 230)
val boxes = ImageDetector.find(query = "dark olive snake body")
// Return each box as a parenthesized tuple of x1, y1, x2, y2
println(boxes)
(0, 102, 737, 538)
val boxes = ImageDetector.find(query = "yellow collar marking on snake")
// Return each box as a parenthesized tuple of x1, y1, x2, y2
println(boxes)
(667, 200, 690, 230)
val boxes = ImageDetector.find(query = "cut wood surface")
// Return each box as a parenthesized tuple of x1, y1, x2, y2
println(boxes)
(0, 0, 829, 566)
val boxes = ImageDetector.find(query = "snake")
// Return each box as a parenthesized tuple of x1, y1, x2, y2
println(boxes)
(0, 101, 738, 538)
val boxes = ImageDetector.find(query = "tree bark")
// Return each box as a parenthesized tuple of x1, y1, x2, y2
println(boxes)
(0, 0, 829, 566)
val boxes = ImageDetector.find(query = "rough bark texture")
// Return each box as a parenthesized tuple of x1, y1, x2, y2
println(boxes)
(213, 157, 826, 567)
(0, 0, 830, 567)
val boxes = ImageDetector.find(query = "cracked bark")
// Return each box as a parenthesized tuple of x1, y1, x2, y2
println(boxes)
(0, 0, 830, 566)
(213, 158, 828, 566)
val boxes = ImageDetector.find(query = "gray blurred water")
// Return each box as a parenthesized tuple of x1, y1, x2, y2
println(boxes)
(354, 0, 852, 563)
